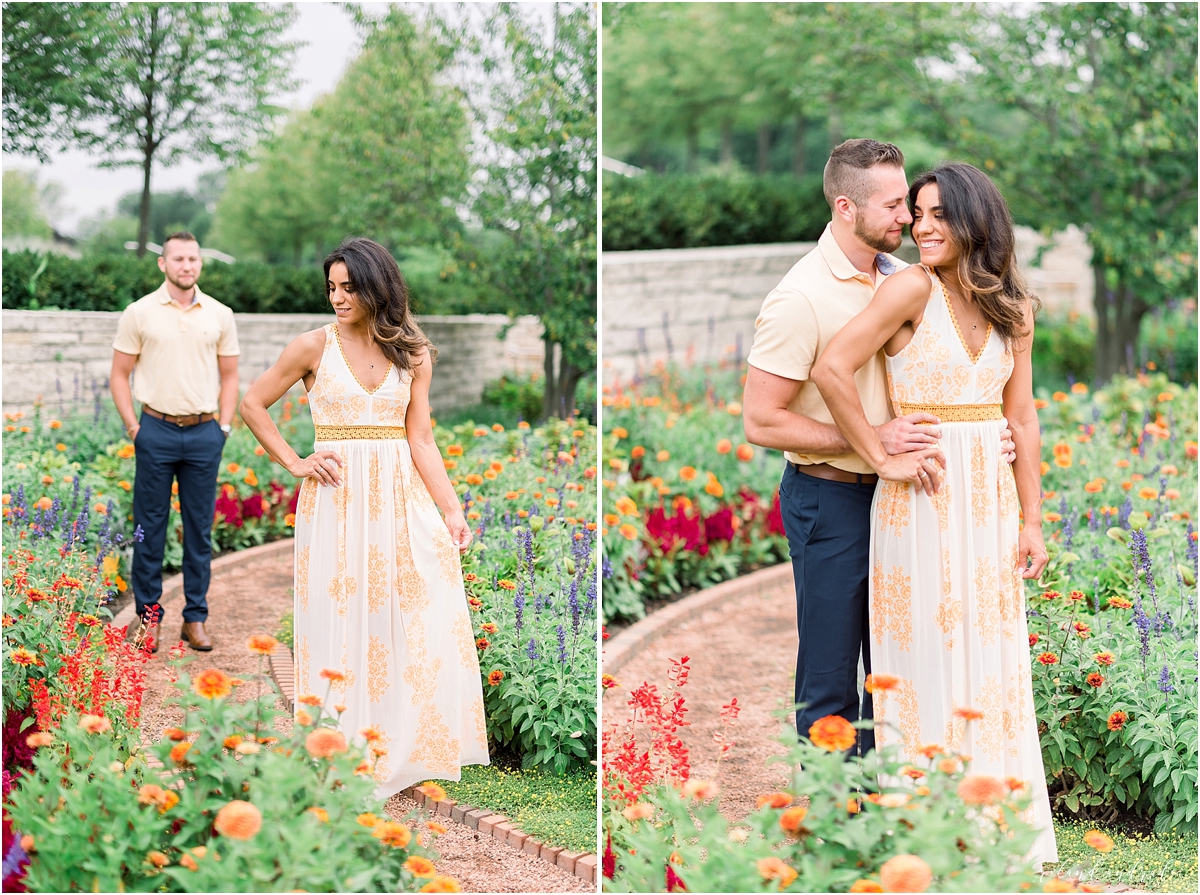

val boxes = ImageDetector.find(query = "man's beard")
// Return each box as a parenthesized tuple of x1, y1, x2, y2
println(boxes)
(166, 272, 197, 292)
(854, 215, 902, 253)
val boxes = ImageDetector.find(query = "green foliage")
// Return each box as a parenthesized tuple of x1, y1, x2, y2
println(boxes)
(276, 610, 294, 650)
(7, 659, 447, 892)
(116, 189, 213, 247)
(480, 374, 547, 424)
(602, 173, 827, 251)
(441, 763, 596, 854)
(1047, 816, 1198, 893)
(1, 169, 51, 237)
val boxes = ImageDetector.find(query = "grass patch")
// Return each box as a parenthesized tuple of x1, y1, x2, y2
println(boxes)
(1045, 815, 1198, 893)
(276, 607, 293, 649)
(434, 760, 597, 854)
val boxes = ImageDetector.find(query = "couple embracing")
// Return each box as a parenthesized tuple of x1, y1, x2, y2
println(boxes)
(743, 139, 1057, 866)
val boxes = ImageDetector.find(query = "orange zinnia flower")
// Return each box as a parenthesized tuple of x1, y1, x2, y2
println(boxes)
(1037, 652, 1059, 665)
(756, 792, 791, 809)
(1094, 652, 1115, 666)
(192, 667, 234, 700)
(622, 802, 654, 821)
(630, 445, 645, 459)
(849, 881, 884, 893)
(681, 779, 718, 800)
(808, 715, 856, 752)
(319, 667, 346, 683)
(954, 706, 984, 721)
(417, 782, 448, 802)
(247, 634, 279, 655)
(359, 725, 384, 743)
(419, 876, 463, 893)
(1083, 829, 1114, 853)
(716, 438, 732, 454)
(736, 443, 754, 462)
(307, 806, 329, 822)
(405, 856, 437, 878)
(1086, 673, 1105, 688)
(957, 774, 1006, 805)
(656, 449, 670, 462)
(679, 466, 697, 481)
(488, 669, 504, 686)
(757, 857, 798, 888)
(618, 523, 638, 541)
(864, 673, 900, 693)
(601, 674, 619, 689)
(880, 855, 932, 893)
(169, 742, 192, 765)
(214, 800, 262, 840)
(779, 806, 808, 836)
(305, 728, 348, 759)
(25, 731, 53, 748)
(80, 714, 111, 735)
(614, 496, 637, 515)
(1107, 711, 1127, 731)
(373, 821, 413, 848)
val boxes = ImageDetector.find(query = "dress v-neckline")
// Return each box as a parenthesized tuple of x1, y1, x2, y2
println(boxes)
(934, 273, 992, 365)
(331, 324, 393, 395)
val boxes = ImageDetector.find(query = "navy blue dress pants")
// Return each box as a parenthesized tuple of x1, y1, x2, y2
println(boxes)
(779, 463, 876, 757)
(130, 412, 224, 624)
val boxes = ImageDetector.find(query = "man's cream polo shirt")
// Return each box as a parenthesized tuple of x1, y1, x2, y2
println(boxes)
(747, 224, 905, 475)
(112, 282, 240, 416)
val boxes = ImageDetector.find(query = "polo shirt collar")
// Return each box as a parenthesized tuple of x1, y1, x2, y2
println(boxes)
(153, 280, 208, 307)
(817, 223, 900, 280)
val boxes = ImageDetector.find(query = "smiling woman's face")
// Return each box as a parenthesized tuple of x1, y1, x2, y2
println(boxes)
(911, 182, 960, 268)
(327, 262, 365, 325)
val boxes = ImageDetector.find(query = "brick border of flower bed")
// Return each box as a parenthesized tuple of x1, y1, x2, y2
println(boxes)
(604, 562, 793, 674)
(110, 538, 295, 634)
(266, 644, 597, 884)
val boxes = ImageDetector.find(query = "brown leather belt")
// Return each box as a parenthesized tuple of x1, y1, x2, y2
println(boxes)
(792, 462, 879, 486)
(142, 406, 217, 427)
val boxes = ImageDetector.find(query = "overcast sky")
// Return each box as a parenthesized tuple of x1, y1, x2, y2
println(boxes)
(2, 2, 389, 235)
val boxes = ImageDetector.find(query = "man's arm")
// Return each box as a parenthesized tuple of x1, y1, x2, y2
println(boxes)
(742, 365, 852, 455)
(217, 355, 239, 430)
(110, 350, 140, 440)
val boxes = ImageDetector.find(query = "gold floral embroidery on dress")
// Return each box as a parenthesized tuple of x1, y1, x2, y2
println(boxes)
(296, 546, 311, 613)
(943, 705, 966, 753)
(972, 557, 1000, 645)
(452, 612, 475, 669)
(332, 646, 357, 694)
(408, 470, 438, 512)
(401, 617, 441, 707)
(975, 364, 1011, 405)
(930, 474, 952, 533)
(313, 375, 368, 426)
(371, 730, 392, 784)
(872, 565, 913, 652)
(472, 695, 488, 750)
(328, 551, 358, 618)
(434, 527, 460, 585)
(876, 482, 911, 538)
(298, 478, 318, 523)
(934, 598, 962, 650)
(331, 478, 353, 524)
(370, 371, 411, 425)
(393, 473, 429, 613)
(940, 547, 952, 597)
(297, 635, 311, 694)
(998, 548, 1021, 636)
(408, 703, 461, 772)
(366, 545, 389, 613)
(368, 453, 383, 521)
(971, 437, 992, 527)
(1002, 673, 1019, 757)
(896, 678, 922, 761)
(367, 635, 390, 703)
(977, 675, 1003, 762)
(997, 458, 1019, 520)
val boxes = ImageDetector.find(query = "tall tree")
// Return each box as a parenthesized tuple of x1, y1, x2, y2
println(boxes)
(1, 169, 51, 237)
(961, 2, 1198, 381)
(460, 2, 597, 419)
(2, 2, 297, 255)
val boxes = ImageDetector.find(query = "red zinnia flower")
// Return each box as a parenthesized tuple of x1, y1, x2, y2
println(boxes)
(1107, 711, 1128, 731)
(1037, 652, 1059, 665)
(1086, 673, 1105, 688)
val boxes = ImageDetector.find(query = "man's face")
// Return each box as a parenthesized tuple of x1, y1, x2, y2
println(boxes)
(157, 240, 202, 290)
(851, 166, 912, 254)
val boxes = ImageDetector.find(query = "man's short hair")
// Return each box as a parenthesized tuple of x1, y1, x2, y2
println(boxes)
(162, 231, 199, 252)
(823, 139, 905, 209)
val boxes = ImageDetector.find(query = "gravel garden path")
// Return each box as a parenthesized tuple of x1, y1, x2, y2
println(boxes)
(135, 550, 590, 893)
(603, 569, 1151, 893)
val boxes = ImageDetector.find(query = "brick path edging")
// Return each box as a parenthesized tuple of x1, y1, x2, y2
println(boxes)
(267, 645, 596, 884)
(604, 562, 793, 674)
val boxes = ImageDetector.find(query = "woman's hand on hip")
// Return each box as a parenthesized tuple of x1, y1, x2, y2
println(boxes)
(445, 511, 473, 554)
(878, 447, 945, 497)
(1017, 523, 1049, 580)
(288, 451, 343, 487)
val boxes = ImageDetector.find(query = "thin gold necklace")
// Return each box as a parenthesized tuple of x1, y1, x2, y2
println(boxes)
(937, 272, 983, 330)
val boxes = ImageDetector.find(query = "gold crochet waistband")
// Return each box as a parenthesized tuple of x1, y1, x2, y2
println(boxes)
(897, 402, 1003, 423)
(314, 425, 407, 440)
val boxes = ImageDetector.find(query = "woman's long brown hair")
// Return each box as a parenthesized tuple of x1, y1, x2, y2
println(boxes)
(908, 163, 1039, 342)
(323, 238, 436, 371)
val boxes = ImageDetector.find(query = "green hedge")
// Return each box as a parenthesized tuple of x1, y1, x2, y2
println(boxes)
(602, 173, 828, 251)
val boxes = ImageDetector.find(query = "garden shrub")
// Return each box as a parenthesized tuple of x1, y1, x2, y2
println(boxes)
(601, 173, 828, 251)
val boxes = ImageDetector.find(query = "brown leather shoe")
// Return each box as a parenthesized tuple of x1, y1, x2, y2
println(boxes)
(180, 621, 214, 651)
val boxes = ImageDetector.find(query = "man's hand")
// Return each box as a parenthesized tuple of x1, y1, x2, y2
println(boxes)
(999, 418, 1016, 464)
(876, 413, 942, 455)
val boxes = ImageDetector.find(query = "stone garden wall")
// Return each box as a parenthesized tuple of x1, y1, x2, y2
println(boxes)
(601, 226, 1093, 383)
(1, 310, 544, 416)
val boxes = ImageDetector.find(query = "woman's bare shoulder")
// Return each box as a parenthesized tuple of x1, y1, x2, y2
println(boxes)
(408, 345, 433, 378)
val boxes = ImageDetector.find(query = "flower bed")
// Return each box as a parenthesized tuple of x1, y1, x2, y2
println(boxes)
(602, 364, 1198, 833)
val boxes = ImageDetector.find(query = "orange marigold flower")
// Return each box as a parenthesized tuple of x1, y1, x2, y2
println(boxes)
(622, 802, 654, 821)
(682, 779, 718, 800)
(307, 806, 329, 822)
(319, 667, 347, 683)
(214, 800, 262, 839)
(757, 857, 798, 887)
(298, 693, 323, 706)
(808, 714, 856, 752)
(488, 669, 504, 686)
(25, 731, 53, 748)
(357, 812, 380, 827)
(846, 797, 861, 814)
(417, 782, 448, 802)
(138, 784, 167, 806)
(1107, 711, 1128, 731)
(755, 792, 791, 809)
(169, 742, 191, 764)
(80, 714, 111, 735)
(716, 438, 732, 454)
(1086, 673, 1105, 688)
(630, 445, 646, 459)
(849, 881, 884, 893)
(192, 667, 234, 700)
(1083, 829, 1115, 853)
(864, 673, 901, 693)
(405, 856, 437, 878)
(656, 449, 670, 462)
(428, 821, 448, 835)
(618, 523, 638, 541)
(1138, 487, 1158, 500)
(1037, 652, 1059, 665)
(779, 805, 808, 835)
(1052, 391, 1068, 402)
(879, 855, 932, 893)
(180, 853, 199, 872)
(247, 634, 279, 655)
(305, 728, 348, 759)
(614, 496, 637, 515)
(678, 466, 697, 481)
(146, 850, 170, 869)
(373, 821, 412, 848)
(419, 876, 463, 893)
(954, 706, 985, 721)
(223, 735, 243, 749)
(163, 727, 188, 741)
(917, 742, 943, 759)
(958, 774, 1007, 805)
(1084, 480, 1103, 493)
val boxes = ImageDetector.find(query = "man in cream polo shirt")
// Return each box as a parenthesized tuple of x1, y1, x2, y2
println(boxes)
(111, 232, 239, 652)
(744, 140, 1013, 756)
